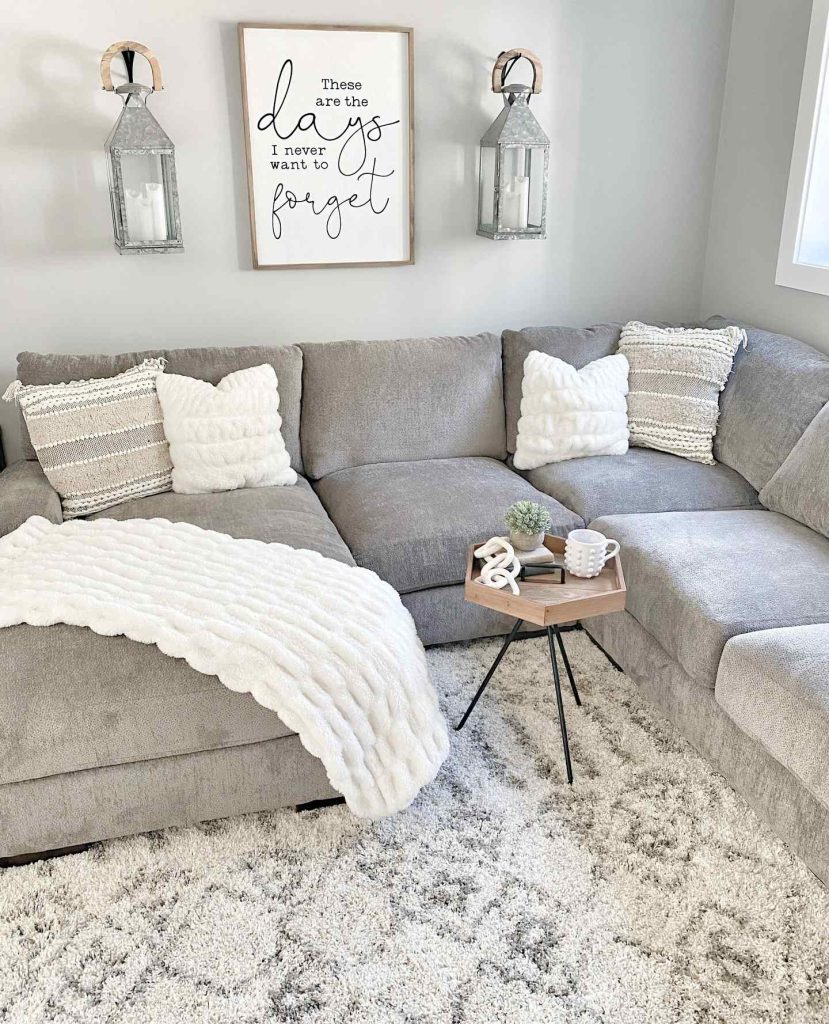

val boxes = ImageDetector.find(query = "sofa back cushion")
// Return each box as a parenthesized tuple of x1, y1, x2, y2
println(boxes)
(706, 316, 829, 490)
(300, 333, 505, 479)
(17, 345, 304, 474)
(502, 324, 621, 453)
(759, 400, 829, 540)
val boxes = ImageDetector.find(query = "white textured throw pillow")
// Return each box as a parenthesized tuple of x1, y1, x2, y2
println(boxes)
(620, 321, 745, 465)
(156, 364, 297, 494)
(513, 351, 630, 470)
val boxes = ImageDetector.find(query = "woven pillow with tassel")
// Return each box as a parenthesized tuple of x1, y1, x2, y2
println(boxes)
(3, 358, 172, 518)
(619, 321, 746, 465)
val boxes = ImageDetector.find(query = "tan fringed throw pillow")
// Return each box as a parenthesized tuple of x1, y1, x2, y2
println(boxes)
(619, 321, 745, 464)
(3, 359, 172, 518)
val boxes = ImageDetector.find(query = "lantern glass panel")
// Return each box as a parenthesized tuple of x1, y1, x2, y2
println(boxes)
(527, 147, 546, 230)
(120, 153, 171, 242)
(478, 145, 497, 232)
(105, 150, 123, 244)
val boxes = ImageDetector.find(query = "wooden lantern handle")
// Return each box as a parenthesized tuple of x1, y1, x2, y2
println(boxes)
(491, 48, 543, 94)
(100, 41, 163, 92)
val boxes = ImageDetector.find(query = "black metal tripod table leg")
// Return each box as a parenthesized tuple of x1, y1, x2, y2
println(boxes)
(455, 618, 523, 731)
(554, 625, 581, 706)
(546, 626, 574, 784)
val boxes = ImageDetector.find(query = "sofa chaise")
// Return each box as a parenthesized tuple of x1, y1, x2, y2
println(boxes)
(2, 319, 828, 886)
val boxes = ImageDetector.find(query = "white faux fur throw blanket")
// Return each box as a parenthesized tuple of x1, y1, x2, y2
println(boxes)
(0, 517, 449, 818)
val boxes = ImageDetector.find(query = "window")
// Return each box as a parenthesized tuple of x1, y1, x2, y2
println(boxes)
(778, 0, 829, 295)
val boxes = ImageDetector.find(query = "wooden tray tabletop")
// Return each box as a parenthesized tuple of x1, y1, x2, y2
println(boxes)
(464, 535, 626, 627)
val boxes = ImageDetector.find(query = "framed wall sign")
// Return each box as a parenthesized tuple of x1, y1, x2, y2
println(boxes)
(238, 23, 414, 269)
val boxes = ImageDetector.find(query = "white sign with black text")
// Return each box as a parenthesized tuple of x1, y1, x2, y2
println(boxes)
(239, 24, 414, 269)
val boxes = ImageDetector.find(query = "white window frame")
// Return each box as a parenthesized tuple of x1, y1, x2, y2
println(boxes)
(777, 0, 829, 295)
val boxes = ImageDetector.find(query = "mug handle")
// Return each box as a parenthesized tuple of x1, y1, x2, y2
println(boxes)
(605, 539, 620, 560)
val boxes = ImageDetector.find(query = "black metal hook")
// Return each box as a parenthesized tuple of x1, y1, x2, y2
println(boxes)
(123, 49, 135, 84)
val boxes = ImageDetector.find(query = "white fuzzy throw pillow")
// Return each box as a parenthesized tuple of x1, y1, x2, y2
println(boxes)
(156, 364, 297, 494)
(513, 351, 630, 470)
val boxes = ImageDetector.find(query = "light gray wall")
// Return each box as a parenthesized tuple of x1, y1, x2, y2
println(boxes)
(0, 0, 734, 461)
(701, 0, 829, 355)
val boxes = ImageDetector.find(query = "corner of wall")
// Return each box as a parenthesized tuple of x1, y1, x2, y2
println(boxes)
(697, 0, 740, 322)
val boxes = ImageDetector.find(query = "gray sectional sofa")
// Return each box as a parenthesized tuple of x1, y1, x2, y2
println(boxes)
(2, 320, 828, 886)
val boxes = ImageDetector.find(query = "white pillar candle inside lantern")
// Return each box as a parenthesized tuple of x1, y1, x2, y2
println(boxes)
(500, 146, 530, 230)
(101, 41, 183, 254)
(121, 156, 168, 241)
(146, 182, 168, 239)
(477, 49, 549, 240)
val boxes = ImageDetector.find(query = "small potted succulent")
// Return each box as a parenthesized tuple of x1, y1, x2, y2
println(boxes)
(504, 500, 552, 551)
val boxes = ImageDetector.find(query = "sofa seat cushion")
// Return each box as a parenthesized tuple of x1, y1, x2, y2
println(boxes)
(1, 479, 355, 786)
(315, 457, 583, 594)
(88, 476, 354, 565)
(0, 624, 300, 786)
(529, 449, 760, 523)
(590, 510, 829, 688)
(716, 625, 829, 811)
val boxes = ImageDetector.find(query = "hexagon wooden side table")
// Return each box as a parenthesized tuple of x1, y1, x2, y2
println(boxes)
(455, 535, 627, 783)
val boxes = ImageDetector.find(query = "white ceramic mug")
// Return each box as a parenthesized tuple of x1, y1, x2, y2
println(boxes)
(564, 529, 620, 579)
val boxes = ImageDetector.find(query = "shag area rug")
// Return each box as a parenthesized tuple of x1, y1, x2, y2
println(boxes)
(1, 632, 827, 1024)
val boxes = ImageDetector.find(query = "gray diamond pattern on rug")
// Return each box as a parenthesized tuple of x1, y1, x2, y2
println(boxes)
(1, 632, 828, 1023)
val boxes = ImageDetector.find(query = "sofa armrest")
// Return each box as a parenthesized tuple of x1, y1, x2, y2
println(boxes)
(0, 460, 63, 537)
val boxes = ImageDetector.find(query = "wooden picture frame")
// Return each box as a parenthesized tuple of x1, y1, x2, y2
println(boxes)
(238, 23, 415, 270)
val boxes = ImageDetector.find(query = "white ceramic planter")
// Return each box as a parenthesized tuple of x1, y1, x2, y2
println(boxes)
(509, 529, 544, 552)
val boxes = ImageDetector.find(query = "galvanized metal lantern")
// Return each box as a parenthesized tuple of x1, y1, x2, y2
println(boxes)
(477, 48, 549, 240)
(101, 41, 183, 254)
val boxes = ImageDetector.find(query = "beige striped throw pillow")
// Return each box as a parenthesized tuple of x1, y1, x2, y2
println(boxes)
(3, 358, 172, 518)
(619, 321, 746, 465)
